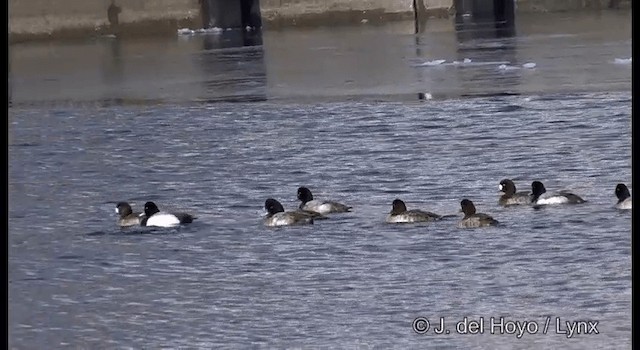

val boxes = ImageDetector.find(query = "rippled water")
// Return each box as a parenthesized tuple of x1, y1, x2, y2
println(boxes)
(9, 92, 631, 348)
(9, 11, 631, 349)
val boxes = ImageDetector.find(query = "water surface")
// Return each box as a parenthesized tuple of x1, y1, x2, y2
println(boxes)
(9, 11, 631, 349)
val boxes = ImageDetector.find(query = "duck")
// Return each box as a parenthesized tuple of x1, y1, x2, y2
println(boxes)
(614, 183, 632, 210)
(297, 186, 352, 214)
(140, 201, 195, 228)
(115, 202, 144, 227)
(458, 199, 499, 228)
(530, 181, 586, 205)
(264, 198, 315, 226)
(295, 208, 330, 220)
(498, 179, 532, 206)
(386, 199, 441, 223)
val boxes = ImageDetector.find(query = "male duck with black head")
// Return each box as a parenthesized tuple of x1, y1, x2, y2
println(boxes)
(530, 181, 586, 206)
(614, 183, 632, 210)
(297, 186, 352, 215)
(140, 201, 196, 228)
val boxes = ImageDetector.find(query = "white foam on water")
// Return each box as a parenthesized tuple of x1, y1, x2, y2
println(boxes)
(464, 60, 510, 66)
(613, 58, 632, 65)
(417, 58, 523, 68)
(177, 28, 194, 35)
(417, 59, 447, 67)
(498, 64, 520, 71)
(497, 62, 536, 70)
(451, 58, 472, 65)
(177, 27, 224, 35)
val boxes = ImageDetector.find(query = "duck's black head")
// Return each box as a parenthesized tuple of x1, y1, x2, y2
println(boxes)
(297, 187, 314, 203)
(531, 181, 547, 198)
(116, 202, 133, 217)
(460, 199, 476, 216)
(144, 201, 160, 217)
(499, 179, 517, 196)
(390, 199, 408, 215)
(265, 198, 285, 216)
(615, 183, 631, 201)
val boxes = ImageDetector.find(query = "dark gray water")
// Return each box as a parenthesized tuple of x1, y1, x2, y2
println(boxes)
(9, 11, 631, 349)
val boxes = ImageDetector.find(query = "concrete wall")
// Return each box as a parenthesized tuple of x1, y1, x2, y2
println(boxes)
(7, 0, 457, 42)
(9, 0, 202, 42)
(516, 0, 625, 12)
(8, 0, 631, 43)
(260, 0, 456, 26)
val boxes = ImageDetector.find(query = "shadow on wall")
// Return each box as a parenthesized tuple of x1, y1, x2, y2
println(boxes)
(99, 0, 201, 40)
(108, 0, 122, 35)
(199, 0, 262, 29)
(414, 0, 456, 34)
(608, 0, 619, 7)
(453, 0, 515, 34)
